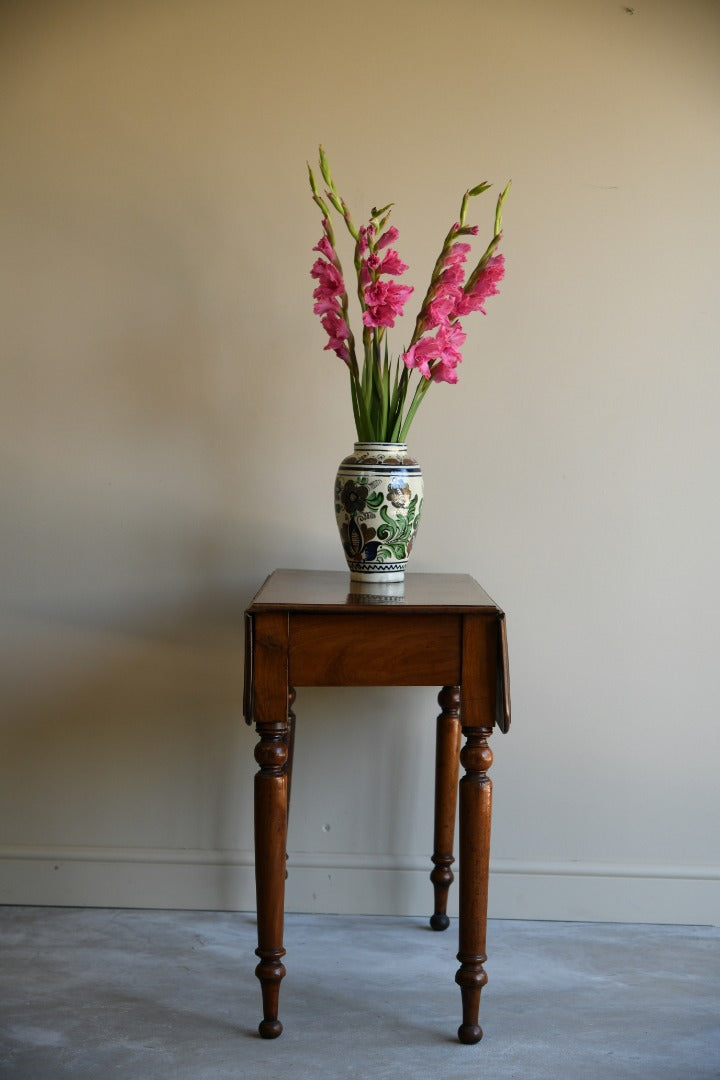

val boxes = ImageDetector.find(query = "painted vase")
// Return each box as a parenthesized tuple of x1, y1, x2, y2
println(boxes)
(334, 442, 423, 582)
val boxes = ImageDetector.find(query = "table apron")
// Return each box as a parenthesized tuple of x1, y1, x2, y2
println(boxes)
(288, 612, 462, 687)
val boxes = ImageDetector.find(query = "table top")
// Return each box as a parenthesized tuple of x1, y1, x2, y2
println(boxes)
(245, 569, 510, 732)
(247, 569, 501, 614)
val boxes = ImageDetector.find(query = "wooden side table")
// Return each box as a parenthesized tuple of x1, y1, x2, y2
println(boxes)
(243, 569, 510, 1044)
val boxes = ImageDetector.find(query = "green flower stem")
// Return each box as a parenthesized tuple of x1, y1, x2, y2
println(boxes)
(342, 300, 360, 378)
(398, 374, 432, 442)
(339, 199, 360, 242)
(376, 332, 389, 435)
(349, 370, 362, 435)
(389, 364, 410, 442)
(351, 365, 373, 441)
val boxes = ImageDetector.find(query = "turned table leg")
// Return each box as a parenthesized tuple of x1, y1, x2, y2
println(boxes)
(455, 723, 493, 1045)
(254, 713, 290, 1039)
(430, 686, 461, 931)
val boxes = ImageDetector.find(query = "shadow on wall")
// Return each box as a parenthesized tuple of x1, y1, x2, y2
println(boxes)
(0, 595, 258, 858)
(1, 588, 439, 909)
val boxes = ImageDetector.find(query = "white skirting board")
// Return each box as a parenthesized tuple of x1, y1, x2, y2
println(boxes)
(0, 847, 718, 926)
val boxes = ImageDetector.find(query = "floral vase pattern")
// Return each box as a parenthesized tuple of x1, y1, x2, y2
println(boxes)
(334, 442, 423, 582)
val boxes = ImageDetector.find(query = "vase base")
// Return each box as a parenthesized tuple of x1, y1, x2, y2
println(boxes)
(349, 570, 405, 583)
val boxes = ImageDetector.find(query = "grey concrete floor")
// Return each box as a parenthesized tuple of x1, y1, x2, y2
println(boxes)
(0, 907, 718, 1080)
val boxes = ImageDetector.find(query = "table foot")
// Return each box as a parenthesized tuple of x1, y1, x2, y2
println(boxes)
(455, 959, 488, 1044)
(429, 911, 450, 931)
(255, 955, 286, 1039)
(429, 853, 455, 932)
(458, 1023, 483, 1045)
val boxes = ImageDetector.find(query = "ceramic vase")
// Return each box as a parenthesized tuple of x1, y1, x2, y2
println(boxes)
(334, 442, 423, 582)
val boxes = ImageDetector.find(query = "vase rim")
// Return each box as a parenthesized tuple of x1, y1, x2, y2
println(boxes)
(353, 440, 407, 450)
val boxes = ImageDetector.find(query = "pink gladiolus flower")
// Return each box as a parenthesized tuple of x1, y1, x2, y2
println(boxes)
(438, 263, 465, 286)
(444, 242, 472, 266)
(359, 224, 412, 327)
(375, 225, 399, 251)
(311, 231, 351, 364)
(331, 342, 350, 363)
(454, 253, 505, 317)
(313, 295, 340, 315)
(402, 336, 436, 380)
(357, 227, 371, 255)
(362, 281, 414, 329)
(313, 235, 336, 261)
(311, 257, 344, 297)
(321, 309, 350, 363)
(321, 309, 349, 341)
(431, 357, 459, 384)
(403, 322, 466, 383)
(417, 241, 470, 332)
(422, 290, 461, 331)
(432, 323, 466, 381)
(378, 249, 409, 276)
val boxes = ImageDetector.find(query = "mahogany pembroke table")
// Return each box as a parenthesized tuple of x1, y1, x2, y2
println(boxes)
(243, 568, 510, 1044)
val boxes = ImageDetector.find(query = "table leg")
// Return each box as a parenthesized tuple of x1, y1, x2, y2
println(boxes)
(455, 723, 493, 1045)
(254, 713, 290, 1039)
(430, 686, 461, 930)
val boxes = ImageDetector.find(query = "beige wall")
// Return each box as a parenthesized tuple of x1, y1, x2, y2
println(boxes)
(1, 0, 719, 923)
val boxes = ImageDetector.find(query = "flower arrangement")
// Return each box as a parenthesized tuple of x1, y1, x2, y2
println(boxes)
(308, 147, 509, 443)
